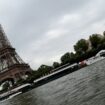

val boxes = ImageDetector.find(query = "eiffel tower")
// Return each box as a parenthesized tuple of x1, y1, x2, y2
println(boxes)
(0, 25, 32, 85)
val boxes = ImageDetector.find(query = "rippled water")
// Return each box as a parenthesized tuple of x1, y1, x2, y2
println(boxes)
(1, 59, 105, 105)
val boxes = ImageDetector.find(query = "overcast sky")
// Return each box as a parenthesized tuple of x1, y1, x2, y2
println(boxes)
(0, 0, 105, 69)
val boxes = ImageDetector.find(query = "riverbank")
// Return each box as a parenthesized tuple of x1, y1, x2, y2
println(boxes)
(1, 59, 105, 105)
(0, 62, 86, 101)
(1, 56, 105, 101)
(2, 57, 105, 101)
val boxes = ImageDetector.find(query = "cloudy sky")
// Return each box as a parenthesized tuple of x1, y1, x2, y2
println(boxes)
(0, 0, 105, 69)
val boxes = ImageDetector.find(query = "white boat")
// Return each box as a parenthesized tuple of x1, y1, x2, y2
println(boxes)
(0, 84, 31, 101)
(11, 83, 31, 93)
(96, 50, 105, 57)
(85, 50, 105, 65)
(34, 63, 78, 83)
(8, 92, 22, 99)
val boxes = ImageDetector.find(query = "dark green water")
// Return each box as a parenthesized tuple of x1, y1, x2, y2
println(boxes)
(1, 59, 105, 105)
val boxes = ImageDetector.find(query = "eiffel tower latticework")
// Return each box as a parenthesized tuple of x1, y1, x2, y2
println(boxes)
(0, 25, 32, 83)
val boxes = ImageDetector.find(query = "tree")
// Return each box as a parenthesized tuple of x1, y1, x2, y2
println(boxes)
(53, 62, 60, 68)
(38, 65, 52, 76)
(61, 52, 71, 64)
(99, 36, 105, 50)
(16, 78, 25, 85)
(2, 82, 10, 91)
(74, 39, 89, 54)
(103, 31, 105, 37)
(89, 34, 102, 49)
(69, 52, 76, 63)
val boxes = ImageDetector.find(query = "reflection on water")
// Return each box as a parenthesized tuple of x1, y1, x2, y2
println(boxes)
(1, 59, 105, 105)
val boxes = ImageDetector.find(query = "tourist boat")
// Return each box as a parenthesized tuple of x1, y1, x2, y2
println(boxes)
(11, 83, 32, 93)
(33, 63, 78, 84)
(85, 50, 105, 65)
(0, 83, 32, 101)
(8, 91, 22, 99)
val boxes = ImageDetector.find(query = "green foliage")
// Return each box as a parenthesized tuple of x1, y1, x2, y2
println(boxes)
(53, 62, 60, 68)
(61, 52, 77, 64)
(103, 31, 105, 37)
(38, 65, 52, 74)
(89, 34, 102, 48)
(68, 52, 76, 63)
(2, 82, 10, 91)
(74, 39, 89, 54)
(16, 78, 26, 85)
(101, 37, 105, 45)
(30, 64, 52, 79)
(61, 52, 71, 64)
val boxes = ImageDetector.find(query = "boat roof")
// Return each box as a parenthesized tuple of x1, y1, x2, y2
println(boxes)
(96, 50, 105, 56)
(11, 84, 31, 92)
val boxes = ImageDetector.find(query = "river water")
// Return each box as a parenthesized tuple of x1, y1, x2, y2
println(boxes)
(1, 59, 105, 105)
